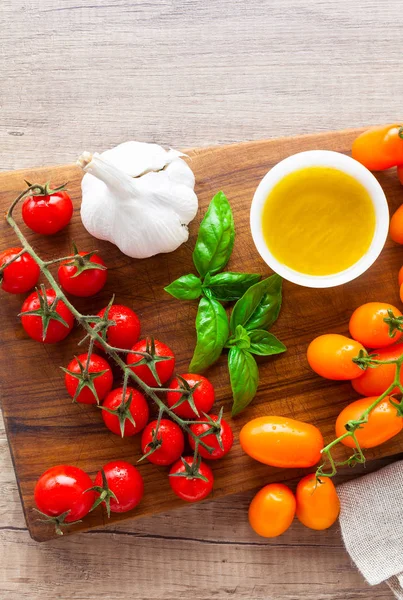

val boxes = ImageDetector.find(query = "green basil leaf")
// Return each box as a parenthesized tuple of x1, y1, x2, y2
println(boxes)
(248, 330, 287, 356)
(228, 347, 259, 416)
(164, 274, 202, 300)
(204, 272, 261, 302)
(225, 324, 250, 350)
(193, 191, 235, 278)
(230, 274, 282, 333)
(189, 296, 229, 372)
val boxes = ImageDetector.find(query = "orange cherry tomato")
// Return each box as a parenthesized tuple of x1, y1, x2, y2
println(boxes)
(398, 265, 403, 287)
(296, 474, 340, 531)
(349, 302, 403, 348)
(400, 284, 403, 304)
(352, 124, 403, 171)
(307, 334, 365, 380)
(240, 416, 324, 468)
(248, 483, 296, 538)
(335, 396, 402, 449)
(390, 204, 403, 244)
(352, 343, 403, 396)
(398, 165, 403, 185)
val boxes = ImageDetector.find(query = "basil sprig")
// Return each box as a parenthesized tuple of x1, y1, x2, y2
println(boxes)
(164, 191, 286, 416)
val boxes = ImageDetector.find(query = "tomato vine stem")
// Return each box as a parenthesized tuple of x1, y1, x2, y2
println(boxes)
(5, 184, 214, 456)
(317, 355, 403, 479)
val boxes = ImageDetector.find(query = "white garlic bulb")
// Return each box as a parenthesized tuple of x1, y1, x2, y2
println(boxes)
(77, 141, 198, 259)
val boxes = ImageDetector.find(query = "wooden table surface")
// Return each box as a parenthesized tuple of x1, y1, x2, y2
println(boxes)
(1, 0, 403, 598)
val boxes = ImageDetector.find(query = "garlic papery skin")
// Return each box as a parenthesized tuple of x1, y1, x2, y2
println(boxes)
(78, 141, 198, 259)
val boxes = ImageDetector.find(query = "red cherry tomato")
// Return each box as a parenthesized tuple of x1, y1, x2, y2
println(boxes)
(0, 247, 40, 294)
(141, 419, 185, 465)
(188, 413, 234, 460)
(93, 461, 144, 513)
(58, 252, 107, 297)
(169, 457, 214, 502)
(101, 387, 149, 437)
(34, 465, 95, 533)
(21, 288, 74, 343)
(93, 304, 141, 350)
(166, 374, 215, 418)
(22, 188, 73, 234)
(127, 338, 175, 386)
(352, 343, 403, 396)
(64, 353, 113, 404)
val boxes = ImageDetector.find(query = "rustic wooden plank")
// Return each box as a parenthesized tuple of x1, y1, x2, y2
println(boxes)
(1, 0, 402, 596)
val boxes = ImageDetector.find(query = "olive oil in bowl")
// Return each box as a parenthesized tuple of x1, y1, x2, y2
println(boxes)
(250, 150, 389, 288)
(261, 166, 376, 277)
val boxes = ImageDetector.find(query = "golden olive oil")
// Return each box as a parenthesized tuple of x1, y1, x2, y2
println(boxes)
(262, 166, 376, 276)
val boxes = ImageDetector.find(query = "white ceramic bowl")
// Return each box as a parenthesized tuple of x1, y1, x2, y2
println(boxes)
(250, 150, 389, 288)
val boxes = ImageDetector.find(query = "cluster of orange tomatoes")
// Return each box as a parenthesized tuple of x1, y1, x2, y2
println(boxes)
(308, 300, 403, 449)
(239, 297, 403, 538)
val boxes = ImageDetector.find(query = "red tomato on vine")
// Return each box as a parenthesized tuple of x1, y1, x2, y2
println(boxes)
(63, 353, 113, 404)
(91, 461, 144, 515)
(127, 338, 175, 386)
(169, 457, 214, 503)
(188, 411, 233, 460)
(101, 387, 149, 437)
(93, 304, 141, 350)
(141, 419, 185, 465)
(0, 247, 40, 294)
(58, 251, 107, 297)
(34, 465, 95, 535)
(166, 374, 215, 418)
(21, 288, 74, 343)
(22, 184, 73, 235)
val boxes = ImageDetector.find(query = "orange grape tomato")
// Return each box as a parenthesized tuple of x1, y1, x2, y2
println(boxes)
(390, 204, 403, 244)
(349, 302, 403, 348)
(307, 334, 365, 380)
(352, 343, 403, 396)
(398, 265, 403, 287)
(248, 483, 296, 538)
(335, 396, 403, 449)
(240, 416, 324, 468)
(352, 124, 403, 171)
(296, 474, 340, 531)
(400, 283, 403, 305)
(398, 165, 403, 185)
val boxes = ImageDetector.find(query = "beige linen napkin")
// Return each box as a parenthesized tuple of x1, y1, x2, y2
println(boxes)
(338, 460, 403, 598)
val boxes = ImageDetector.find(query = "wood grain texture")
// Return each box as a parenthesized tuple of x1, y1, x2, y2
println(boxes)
(1, 128, 403, 546)
(2, 0, 403, 597)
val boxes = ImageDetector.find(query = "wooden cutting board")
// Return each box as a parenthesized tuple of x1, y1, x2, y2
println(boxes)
(1, 128, 403, 542)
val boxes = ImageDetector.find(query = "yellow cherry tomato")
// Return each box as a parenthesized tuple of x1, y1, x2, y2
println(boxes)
(249, 483, 296, 538)
(307, 334, 365, 380)
(349, 302, 403, 348)
(336, 396, 403, 449)
(296, 474, 340, 530)
(240, 416, 324, 468)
